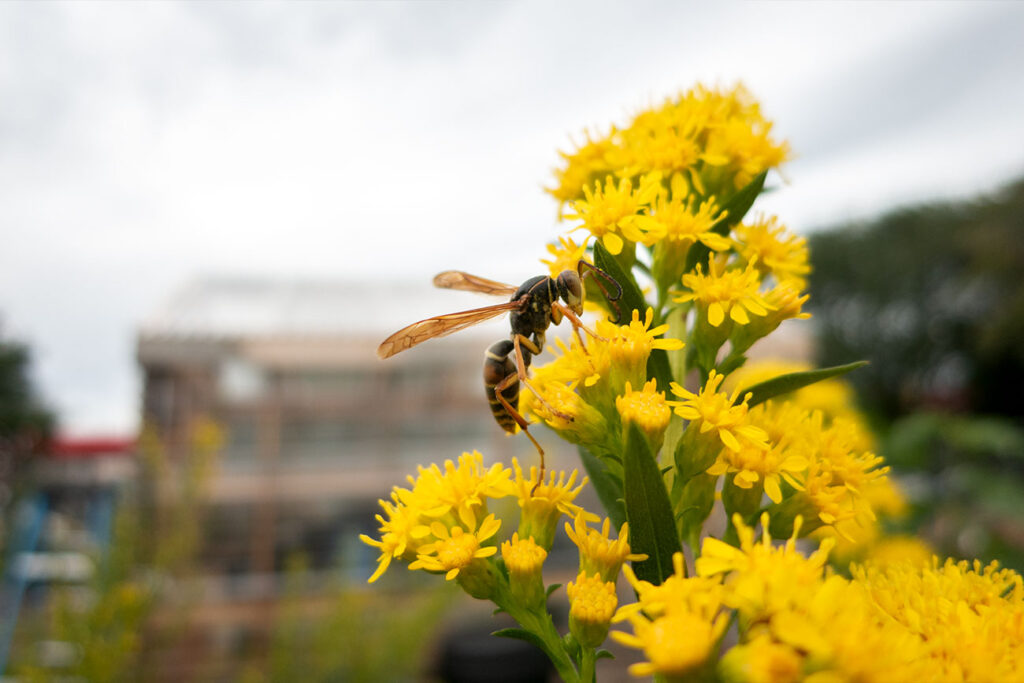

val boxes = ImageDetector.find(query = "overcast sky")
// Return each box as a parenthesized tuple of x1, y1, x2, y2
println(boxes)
(2, 1, 1023, 436)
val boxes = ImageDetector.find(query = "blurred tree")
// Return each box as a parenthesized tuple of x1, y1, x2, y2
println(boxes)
(808, 177, 1024, 569)
(0, 337, 54, 505)
(808, 177, 1024, 421)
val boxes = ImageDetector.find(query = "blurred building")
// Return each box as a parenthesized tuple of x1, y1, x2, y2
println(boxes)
(135, 278, 561, 653)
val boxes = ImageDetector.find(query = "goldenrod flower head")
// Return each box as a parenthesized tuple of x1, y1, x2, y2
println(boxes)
(718, 634, 803, 683)
(707, 438, 808, 504)
(853, 558, 1024, 681)
(408, 513, 501, 582)
(772, 462, 858, 535)
(565, 514, 646, 582)
(548, 128, 615, 209)
(635, 187, 729, 251)
(501, 532, 547, 578)
(699, 85, 791, 190)
(676, 256, 776, 328)
(670, 370, 770, 453)
(360, 492, 432, 583)
(612, 608, 729, 679)
(733, 215, 810, 289)
(697, 513, 835, 625)
(501, 532, 547, 607)
(540, 236, 589, 279)
(566, 571, 618, 648)
(565, 172, 662, 255)
(770, 575, 933, 681)
(617, 553, 725, 624)
(408, 451, 512, 530)
(593, 307, 684, 396)
(616, 379, 672, 451)
(507, 458, 597, 551)
(813, 413, 889, 492)
(615, 106, 703, 179)
(528, 379, 608, 447)
(862, 535, 935, 568)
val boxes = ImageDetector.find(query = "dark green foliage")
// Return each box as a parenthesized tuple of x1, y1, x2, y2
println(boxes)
(809, 177, 1024, 569)
(808, 178, 1024, 420)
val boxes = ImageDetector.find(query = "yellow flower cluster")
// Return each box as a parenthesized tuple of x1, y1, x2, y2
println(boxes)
(522, 308, 682, 460)
(549, 83, 790, 210)
(613, 553, 730, 679)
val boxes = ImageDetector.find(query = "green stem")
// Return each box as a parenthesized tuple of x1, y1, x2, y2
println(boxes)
(578, 646, 597, 683)
(509, 606, 579, 683)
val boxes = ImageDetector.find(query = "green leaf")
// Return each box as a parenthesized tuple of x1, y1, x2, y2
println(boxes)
(623, 423, 682, 585)
(647, 347, 675, 394)
(742, 361, 868, 408)
(492, 628, 549, 652)
(546, 583, 563, 599)
(594, 240, 649, 322)
(684, 170, 768, 272)
(578, 446, 625, 530)
(595, 649, 616, 661)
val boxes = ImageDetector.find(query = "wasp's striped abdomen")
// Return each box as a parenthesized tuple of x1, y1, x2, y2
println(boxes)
(484, 340, 519, 433)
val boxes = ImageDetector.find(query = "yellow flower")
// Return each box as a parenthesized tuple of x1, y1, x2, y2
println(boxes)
(594, 307, 684, 396)
(733, 215, 810, 289)
(407, 451, 512, 530)
(718, 634, 803, 683)
(547, 128, 615, 210)
(408, 513, 501, 581)
(526, 379, 608, 447)
(670, 370, 770, 454)
(501, 532, 548, 606)
(540, 236, 589, 279)
(697, 513, 834, 626)
(565, 514, 646, 583)
(360, 451, 511, 583)
(501, 532, 547, 578)
(676, 256, 776, 328)
(615, 379, 672, 451)
(360, 492, 431, 583)
(613, 554, 729, 680)
(616, 553, 725, 624)
(634, 187, 729, 251)
(566, 571, 618, 648)
(707, 438, 808, 505)
(564, 172, 662, 255)
(853, 558, 1024, 681)
(506, 458, 597, 551)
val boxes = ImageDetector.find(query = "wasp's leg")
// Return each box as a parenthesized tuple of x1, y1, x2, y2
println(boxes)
(552, 302, 606, 353)
(513, 335, 574, 423)
(493, 371, 546, 489)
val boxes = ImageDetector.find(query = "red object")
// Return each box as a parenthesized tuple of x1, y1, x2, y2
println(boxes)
(48, 437, 136, 458)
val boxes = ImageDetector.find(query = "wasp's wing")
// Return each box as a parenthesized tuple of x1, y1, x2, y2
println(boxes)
(377, 300, 524, 359)
(433, 271, 518, 296)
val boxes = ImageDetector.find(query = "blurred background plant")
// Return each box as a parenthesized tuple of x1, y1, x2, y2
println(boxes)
(808, 178, 1024, 570)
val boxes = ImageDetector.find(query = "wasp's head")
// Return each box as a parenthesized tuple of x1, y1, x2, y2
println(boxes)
(555, 270, 585, 316)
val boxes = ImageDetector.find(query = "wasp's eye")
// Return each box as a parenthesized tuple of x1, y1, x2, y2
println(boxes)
(556, 271, 584, 312)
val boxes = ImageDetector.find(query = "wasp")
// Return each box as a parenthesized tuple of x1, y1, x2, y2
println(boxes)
(377, 261, 622, 480)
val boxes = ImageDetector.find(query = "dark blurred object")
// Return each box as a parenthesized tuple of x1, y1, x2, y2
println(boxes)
(435, 610, 559, 683)
(808, 177, 1024, 420)
(0, 338, 54, 498)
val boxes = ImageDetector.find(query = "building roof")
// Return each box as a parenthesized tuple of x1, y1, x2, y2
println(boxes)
(138, 276, 512, 341)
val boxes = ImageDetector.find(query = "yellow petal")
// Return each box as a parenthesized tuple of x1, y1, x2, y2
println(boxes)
(603, 233, 624, 255)
(708, 302, 725, 327)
